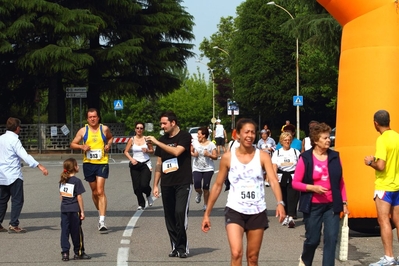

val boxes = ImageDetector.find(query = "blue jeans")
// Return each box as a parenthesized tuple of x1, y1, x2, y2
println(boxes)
(301, 203, 340, 266)
(0, 178, 24, 227)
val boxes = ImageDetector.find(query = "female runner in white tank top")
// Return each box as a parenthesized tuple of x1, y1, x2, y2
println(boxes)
(124, 122, 154, 210)
(202, 118, 286, 266)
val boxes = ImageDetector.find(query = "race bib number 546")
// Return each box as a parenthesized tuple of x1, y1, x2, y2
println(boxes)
(240, 184, 260, 202)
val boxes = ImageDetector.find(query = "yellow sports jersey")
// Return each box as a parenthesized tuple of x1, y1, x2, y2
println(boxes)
(82, 124, 108, 164)
(374, 130, 399, 191)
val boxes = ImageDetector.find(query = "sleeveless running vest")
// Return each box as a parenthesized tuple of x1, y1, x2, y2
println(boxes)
(226, 148, 266, 214)
(82, 124, 108, 164)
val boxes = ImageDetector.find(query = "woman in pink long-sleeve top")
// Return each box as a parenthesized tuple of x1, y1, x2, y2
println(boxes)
(292, 123, 349, 266)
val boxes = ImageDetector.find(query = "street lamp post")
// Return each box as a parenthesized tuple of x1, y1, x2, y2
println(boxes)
(196, 60, 216, 129)
(213, 46, 236, 130)
(267, 1, 300, 139)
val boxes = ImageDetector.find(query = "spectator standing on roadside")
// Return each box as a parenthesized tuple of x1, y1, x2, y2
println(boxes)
(70, 108, 113, 233)
(364, 110, 399, 266)
(214, 119, 227, 159)
(0, 117, 48, 233)
(124, 122, 154, 211)
(59, 158, 91, 261)
(146, 111, 192, 259)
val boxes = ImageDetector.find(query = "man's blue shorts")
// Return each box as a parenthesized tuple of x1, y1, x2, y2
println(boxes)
(83, 163, 109, 183)
(374, 190, 399, 206)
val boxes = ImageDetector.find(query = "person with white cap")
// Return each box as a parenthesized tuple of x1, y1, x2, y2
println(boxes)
(213, 119, 227, 159)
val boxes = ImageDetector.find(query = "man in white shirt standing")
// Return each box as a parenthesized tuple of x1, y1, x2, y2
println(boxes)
(213, 119, 227, 159)
(0, 117, 48, 233)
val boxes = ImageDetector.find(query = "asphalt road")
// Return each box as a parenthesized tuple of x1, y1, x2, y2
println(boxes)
(0, 154, 397, 265)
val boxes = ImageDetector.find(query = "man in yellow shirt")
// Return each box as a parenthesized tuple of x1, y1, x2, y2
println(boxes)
(71, 108, 113, 233)
(364, 110, 399, 266)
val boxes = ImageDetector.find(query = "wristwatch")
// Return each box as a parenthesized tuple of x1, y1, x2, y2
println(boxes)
(277, 201, 285, 207)
(367, 156, 376, 166)
(343, 202, 348, 206)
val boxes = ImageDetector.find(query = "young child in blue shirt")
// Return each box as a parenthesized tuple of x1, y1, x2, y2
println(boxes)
(59, 158, 91, 261)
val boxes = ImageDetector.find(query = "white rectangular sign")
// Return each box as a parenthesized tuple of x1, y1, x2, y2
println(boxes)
(66, 92, 87, 98)
(61, 125, 70, 135)
(50, 126, 58, 137)
(66, 87, 87, 93)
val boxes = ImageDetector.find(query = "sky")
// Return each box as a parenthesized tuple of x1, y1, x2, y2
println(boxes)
(182, 0, 244, 78)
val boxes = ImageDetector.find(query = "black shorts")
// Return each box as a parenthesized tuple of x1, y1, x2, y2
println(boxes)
(83, 163, 109, 182)
(215, 137, 225, 146)
(224, 207, 269, 231)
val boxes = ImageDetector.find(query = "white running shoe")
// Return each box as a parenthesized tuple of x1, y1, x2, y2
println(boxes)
(98, 221, 108, 233)
(369, 256, 396, 266)
(137, 206, 143, 210)
(147, 196, 154, 207)
(195, 193, 202, 204)
(282, 216, 289, 226)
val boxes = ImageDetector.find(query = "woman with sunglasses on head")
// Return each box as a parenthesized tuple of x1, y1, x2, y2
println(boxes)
(124, 122, 154, 210)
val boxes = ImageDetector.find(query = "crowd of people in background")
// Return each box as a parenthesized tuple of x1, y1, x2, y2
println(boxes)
(1, 109, 356, 265)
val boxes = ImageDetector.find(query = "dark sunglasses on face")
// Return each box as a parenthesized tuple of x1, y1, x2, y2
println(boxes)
(136, 127, 144, 130)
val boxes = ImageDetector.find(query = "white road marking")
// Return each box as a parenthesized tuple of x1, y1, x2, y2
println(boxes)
(117, 247, 129, 266)
(117, 197, 154, 266)
(116, 169, 220, 266)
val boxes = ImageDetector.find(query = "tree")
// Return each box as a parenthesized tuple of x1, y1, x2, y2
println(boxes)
(0, 0, 102, 122)
(199, 0, 341, 130)
(118, 69, 217, 134)
(65, 0, 195, 113)
(0, 0, 195, 123)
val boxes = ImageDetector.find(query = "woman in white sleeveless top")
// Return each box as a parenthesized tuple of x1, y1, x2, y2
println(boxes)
(124, 122, 154, 210)
(202, 118, 285, 266)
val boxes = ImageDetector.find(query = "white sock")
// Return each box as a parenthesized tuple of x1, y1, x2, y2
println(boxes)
(99, 216, 105, 223)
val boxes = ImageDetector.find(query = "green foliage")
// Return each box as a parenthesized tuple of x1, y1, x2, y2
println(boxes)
(116, 69, 219, 135)
(0, 0, 195, 124)
(198, 0, 340, 129)
(157, 72, 214, 129)
(102, 112, 118, 123)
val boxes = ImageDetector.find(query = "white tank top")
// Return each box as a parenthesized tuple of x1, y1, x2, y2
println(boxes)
(130, 137, 152, 169)
(226, 148, 266, 214)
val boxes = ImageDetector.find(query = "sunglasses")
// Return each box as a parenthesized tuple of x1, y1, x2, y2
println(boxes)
(136, 127, 144, 130)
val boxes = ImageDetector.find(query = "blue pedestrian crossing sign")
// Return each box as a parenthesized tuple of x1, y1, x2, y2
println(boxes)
(293, 96, 303, 106)
(114, 100, 123, 110)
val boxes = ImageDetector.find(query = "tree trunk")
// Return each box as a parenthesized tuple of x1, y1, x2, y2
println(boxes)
(88, 35, 101, 112)
(48, 74, 65, 123)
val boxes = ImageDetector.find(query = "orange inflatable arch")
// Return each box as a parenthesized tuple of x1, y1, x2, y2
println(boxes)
(317, 0, 399, 232)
